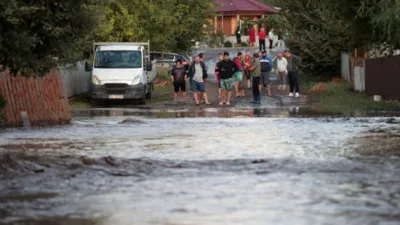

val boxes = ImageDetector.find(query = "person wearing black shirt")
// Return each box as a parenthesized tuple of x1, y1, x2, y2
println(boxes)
(170, 59, 187, 102)
(216, 52, 238, 105)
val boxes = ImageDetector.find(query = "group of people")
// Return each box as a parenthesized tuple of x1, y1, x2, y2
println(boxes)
(236, 26, 290, 51)
(170, 54, 210, 105)
(170, 49, 301, 106)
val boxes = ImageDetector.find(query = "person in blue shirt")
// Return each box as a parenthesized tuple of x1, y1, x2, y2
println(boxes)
(259, 50, 273, 96)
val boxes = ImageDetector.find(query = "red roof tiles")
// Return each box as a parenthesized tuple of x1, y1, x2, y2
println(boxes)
(215, 0, 279, 13)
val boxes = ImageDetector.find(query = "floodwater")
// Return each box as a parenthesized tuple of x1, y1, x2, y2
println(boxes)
(1, 109, 400, 225)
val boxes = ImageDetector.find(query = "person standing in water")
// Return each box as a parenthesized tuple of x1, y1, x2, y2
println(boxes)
(188, 56, 210, 105)
(276, 52, 288, 90)
(285, 49, 302, 98)
(244, 51, 252, 89)
(250, 53, 261, 104)
(170, 59, 187, 102)
(197, 53, 208, 103)
(233, 52, 245, 98)
(214, 53, 223, 99)
(259, 50, 273, 96)
(217, 52, 237, 106)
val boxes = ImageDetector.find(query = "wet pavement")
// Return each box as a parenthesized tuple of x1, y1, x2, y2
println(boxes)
(1, 108, 400, 225)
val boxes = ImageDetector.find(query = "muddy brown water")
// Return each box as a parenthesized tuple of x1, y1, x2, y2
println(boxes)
(1, 108, 400, 225)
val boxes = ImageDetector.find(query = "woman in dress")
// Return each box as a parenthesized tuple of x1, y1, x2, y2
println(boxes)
(248, 26, 256, 50)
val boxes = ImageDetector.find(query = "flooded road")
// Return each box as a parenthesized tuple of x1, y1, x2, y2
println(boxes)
(1, 110, 400, 225)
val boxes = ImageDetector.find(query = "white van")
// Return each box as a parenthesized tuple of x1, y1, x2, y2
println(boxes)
(86, 42, 157, 104)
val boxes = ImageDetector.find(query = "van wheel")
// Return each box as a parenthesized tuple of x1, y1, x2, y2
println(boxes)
(146, 92, 152, 100)
(138, 88, 146, 105)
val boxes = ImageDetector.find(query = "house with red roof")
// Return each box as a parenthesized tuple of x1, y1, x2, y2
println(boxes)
(213, 0, 279, 36)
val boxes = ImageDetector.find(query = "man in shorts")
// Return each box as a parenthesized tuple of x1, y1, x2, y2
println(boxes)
(250, 53, 261, 104)
(188, 56, 210, 105)
(259, 50, 273, 96)
(170, 59, 187, 102)
(244, 51, 252, 89)
(197, 52, 208, 103)
(233, 52, 245, 97)
(214, 53, 223, 99)
(216, 52, 237, 105)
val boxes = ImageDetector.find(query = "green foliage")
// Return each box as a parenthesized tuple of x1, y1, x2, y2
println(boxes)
(156, 66, 170, 80)
(206, 31, 225, 48)
(241, 18, 257, 32)
(224, 41, 233, 48)
(1, 0, 215, 74)
(261, 0, 400, 77)
(259, 14, 291, 31)
(356, 0, 400, 52)
(0, 0, 101, 75)
(276, 0, 349, 76)
(96, 0, 216, 54)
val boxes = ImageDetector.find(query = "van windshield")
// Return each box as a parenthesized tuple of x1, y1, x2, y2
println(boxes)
(95, 51, 142, 68)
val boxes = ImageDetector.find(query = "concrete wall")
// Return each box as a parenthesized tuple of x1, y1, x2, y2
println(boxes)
(341, 52, 365, 92)
(0, 70, 71, 127)
(61, 61, 91, 98)
(341, 53, 351, 82)
(354, 62, 366, 92)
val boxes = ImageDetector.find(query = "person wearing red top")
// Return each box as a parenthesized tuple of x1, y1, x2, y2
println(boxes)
(258, 28, 266, 52)
(248, 26, 256, 49)
(233, 52, 245, 97)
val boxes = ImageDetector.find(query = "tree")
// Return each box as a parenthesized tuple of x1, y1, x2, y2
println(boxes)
(356, 0, 400, 53)
(260, 0, 400, 76)
(94, 0, 216, 57)
(262, 0, 350, 76)
(0, 0, 101, 75)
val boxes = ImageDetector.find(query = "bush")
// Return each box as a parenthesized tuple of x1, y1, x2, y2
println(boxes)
(156, 66, 170, 80)
(241, 42, 249, 47)
(224, 41, 233, 48)
(206, 31, 225, 48)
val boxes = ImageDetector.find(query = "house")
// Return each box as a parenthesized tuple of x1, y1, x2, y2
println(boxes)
(213, 0, 279, 36)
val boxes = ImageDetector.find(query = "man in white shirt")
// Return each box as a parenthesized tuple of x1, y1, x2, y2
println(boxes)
(268, 29, 275, 49)
(276, 52, 288, 90)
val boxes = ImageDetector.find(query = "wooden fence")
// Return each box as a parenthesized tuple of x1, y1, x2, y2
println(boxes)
(0, 70, 71, 127)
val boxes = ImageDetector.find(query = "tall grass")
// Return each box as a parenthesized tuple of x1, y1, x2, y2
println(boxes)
(310, 81, 400, 112)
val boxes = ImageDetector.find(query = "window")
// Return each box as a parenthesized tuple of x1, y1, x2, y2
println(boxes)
(95, 51, 142, 68)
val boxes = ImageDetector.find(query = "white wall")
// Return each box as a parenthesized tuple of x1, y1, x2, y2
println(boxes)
(60, 61, 91, 98)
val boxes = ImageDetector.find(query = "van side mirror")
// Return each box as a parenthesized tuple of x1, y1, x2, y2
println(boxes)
(85, 61, 92, 72)
(146, 61, 153, 71)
